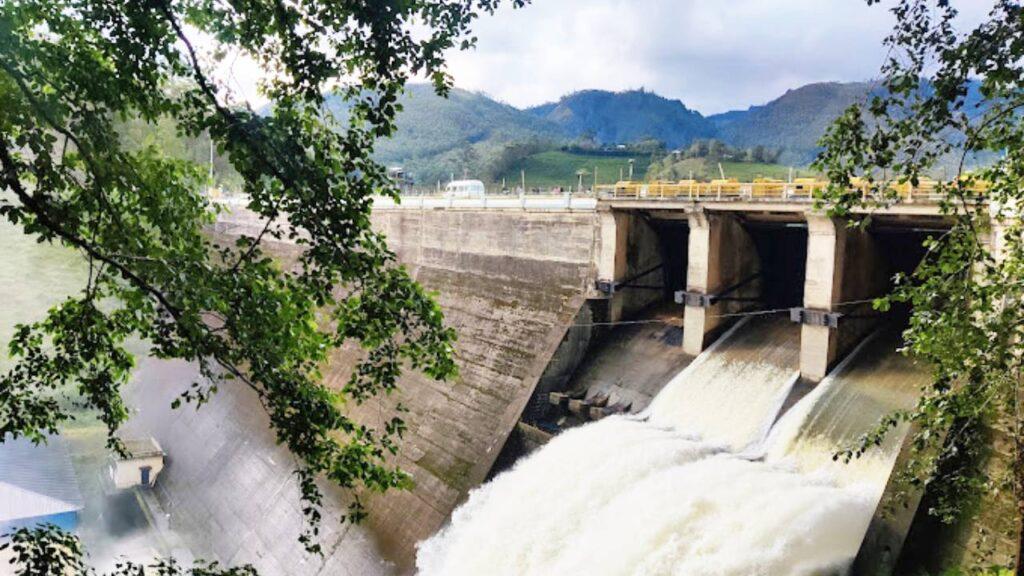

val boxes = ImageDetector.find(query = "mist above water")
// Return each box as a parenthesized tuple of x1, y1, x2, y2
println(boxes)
(417, 324, 920, 576)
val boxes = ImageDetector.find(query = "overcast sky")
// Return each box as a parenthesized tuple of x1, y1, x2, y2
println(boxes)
(211, 1, 992, 115)
(443, 0, 993, 114)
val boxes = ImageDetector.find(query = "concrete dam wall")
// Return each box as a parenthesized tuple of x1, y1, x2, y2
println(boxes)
(349, 210, 599, 566)
(121, 200, 1016, 574)
(131, 207, 602, 572)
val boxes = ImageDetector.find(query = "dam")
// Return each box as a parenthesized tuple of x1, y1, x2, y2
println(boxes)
(120, 186, 1016, 574)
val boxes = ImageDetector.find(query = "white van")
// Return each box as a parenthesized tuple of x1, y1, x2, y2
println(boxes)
(444, 179, 486, 198)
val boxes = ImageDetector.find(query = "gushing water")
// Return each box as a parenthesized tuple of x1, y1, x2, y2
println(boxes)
(417, 322, 925, 576)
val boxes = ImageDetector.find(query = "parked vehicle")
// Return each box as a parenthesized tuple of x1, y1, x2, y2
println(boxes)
(444, 179, 486, 198)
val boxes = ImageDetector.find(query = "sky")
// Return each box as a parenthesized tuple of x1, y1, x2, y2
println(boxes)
(211, 0, 993, 116)
(443, 0, 993, 114)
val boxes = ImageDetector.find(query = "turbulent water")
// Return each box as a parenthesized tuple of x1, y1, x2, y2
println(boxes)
(417, 323, 924, 576)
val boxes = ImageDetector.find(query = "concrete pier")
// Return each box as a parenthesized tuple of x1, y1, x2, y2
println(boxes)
(799, 215, 888, 381)
(595, 209, 665, 323)
(682, 211, 761, 355)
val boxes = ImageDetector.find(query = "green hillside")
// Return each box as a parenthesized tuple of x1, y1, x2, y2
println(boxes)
(708, 82, 873, 166)
(528, 89, 715, 148)
(351, 85, 565, 184)
(495, 151, 654, 190)
(646, 157, 818, 182)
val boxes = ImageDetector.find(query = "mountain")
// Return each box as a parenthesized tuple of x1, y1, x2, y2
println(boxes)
(527, 89, 715, 149)
(323, 84, 564, 183)
(708, 82, 874, 165)
(304, 80, 987, 184)
(374, 85, 562, 164)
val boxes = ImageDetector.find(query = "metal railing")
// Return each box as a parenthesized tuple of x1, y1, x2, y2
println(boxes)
(210, 179, 991, 214)
(596, 179, 989, 204)
(372, 193, 598, 211)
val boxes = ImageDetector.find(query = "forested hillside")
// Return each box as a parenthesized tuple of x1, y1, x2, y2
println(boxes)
(527, 89, 715, 149)
(134, 81, 985, 190)
(708, 82, 874, 165)
(359, 85, 565, 184)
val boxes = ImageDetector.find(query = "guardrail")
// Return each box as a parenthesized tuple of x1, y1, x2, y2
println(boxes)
(210, 179, 988, 214)
(208, 192, 598, 212)
(597, 179, 988, 203)
(597, 180, 818, 201)
(372, 194, 598, 211)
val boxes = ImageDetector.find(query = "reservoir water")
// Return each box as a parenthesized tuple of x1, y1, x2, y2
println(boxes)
(0, 218, 85, 369)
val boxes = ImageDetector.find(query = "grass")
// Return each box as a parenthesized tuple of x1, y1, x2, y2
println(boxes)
(497, 150, 655, 191)
(495, 152, 819, 191)
(650, 157, 819, 182)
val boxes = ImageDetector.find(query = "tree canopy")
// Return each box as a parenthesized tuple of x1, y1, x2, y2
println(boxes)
(815, 0, 1024, 569)
(0, 0, 521, 566)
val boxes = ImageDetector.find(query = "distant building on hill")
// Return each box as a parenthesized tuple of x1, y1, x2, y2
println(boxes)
(0, 435, 84, 534)
(387, 166, 415, 193)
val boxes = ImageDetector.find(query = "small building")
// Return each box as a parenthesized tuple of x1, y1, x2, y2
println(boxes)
(387, 166, 415, 194)
(109, 437, 165, 490)
(0, 435, 84, 534)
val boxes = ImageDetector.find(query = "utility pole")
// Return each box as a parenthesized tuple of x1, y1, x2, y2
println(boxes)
(521, 169, 526, 194)
(628, 159, 634, 181)
(208, 137, 215, 186)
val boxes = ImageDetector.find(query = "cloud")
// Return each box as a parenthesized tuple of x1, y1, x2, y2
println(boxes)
(445, 0, 994, 114)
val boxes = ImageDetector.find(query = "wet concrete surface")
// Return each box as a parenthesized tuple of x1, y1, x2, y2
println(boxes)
(62, 425, 187, 573)
(121, 357, 394, 576)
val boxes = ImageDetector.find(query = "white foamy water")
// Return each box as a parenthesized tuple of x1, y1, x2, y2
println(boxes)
(417, 325, 923, 576)
(646, 318, 800, 451)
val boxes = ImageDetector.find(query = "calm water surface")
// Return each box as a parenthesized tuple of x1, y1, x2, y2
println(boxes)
(0, 218, 85, 369)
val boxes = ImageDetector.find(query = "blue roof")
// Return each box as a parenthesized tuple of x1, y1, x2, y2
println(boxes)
(0, 435, 84, 523)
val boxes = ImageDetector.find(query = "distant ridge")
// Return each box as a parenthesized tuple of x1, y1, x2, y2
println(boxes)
(366, 82, 880, 177)
(526, 89, 715, 149)
(322, 84, 563, 183)
(708, 82, 875, 165)
(300, 80, 982, 183)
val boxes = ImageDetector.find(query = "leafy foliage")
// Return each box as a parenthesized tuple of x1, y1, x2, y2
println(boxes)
(3, 525, 258, 575)
(0, 0, 520, 557)
(815, 0, 1024, 568)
